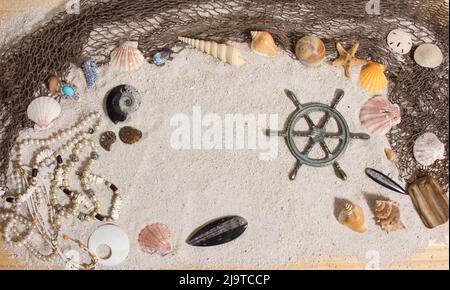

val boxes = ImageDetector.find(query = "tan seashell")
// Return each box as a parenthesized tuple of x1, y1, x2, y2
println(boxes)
(48, 75, 61, 94)
(338, 202, 367, 233)
(374, 200, 405, 233)
(359, 96, 401, 135)
(414, 43, 443, 68)
(384, 148, 396, 161)
(138, 223, 173, 256)
(250, 31, 278, 57)
(178, 36, 246, 67)
(110, 41, 145, 72)
(295, 35, 326, 67)
(359, 61, 389, 94)
(413, 133, 445, 166)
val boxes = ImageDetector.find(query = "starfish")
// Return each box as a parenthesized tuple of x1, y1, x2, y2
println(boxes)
(332, 42, 367, 78)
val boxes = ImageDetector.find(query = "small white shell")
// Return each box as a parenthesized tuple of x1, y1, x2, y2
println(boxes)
(110, 41, 145, 72)
(414, 44, 443, 68)
(26, 97, 61, 130)
(387, 29, 413, 55)
(413, 133, 445, 166)
(88, 224, 130, 267)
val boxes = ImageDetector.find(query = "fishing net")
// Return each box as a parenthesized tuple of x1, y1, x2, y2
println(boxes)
(0, 0, 448, 190)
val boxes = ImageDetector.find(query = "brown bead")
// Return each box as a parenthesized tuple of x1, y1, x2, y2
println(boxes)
(6, 197, 15, 203)
(56, 155, 63, 164)
(95, 214, 105, 221)
(110, 184, 118, 192)
(31, 168, 38, 177)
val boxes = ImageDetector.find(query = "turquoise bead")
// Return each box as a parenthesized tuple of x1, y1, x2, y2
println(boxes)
(62, 85, 76, 97)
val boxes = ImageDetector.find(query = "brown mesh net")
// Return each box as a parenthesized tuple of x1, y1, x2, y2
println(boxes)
(0, 0, 448, 189)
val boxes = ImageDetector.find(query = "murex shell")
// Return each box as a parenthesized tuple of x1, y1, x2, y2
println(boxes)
(295, 35, 326, 67)
(387, 29, 413, 55)
(27, 97, 61, 130)
(138, 223, 173, 256)
(187, 215, 248, 247)
(359, 61, 389, 94)
(178, 36, 246, 67)
(106, 84, 141, 124)
(414, 43, 443, 68)
(413, 132, 445, 166)
(110, 41, 145, 72)
(119, 126, 142, 144)
(99, 131, 117, 151)
(359, 96, 401, 135)
(338, 202, 367, 233)
(374, 200, 405, 233)
(250, 31, 278, 57)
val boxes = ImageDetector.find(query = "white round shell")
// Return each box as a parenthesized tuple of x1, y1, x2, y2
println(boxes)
(26, 97, 61, 130)
(413, 132, 445, 166)
(387, 29, 413, 55)
(414, 44, 443, 68)
(88, 224, 130, 267)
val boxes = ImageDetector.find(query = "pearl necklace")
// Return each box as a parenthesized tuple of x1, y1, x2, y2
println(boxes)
(0, 111, 119, 269)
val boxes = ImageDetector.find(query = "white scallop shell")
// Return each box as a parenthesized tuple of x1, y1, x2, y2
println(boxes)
(359, 96, 401, 135)
(88, 224, 129, 267)
(414, 44, 443, 68)
(26, 97, 61, 130)
(110, 41, 145, 72)
(413, 133, 445, 166)
(387, 29, 413, 55)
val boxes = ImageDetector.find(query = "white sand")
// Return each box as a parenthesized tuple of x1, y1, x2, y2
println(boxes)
(1, 8, 448, 270)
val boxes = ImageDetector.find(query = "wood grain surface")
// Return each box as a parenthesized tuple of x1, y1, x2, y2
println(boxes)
(0, 0, 448, 270)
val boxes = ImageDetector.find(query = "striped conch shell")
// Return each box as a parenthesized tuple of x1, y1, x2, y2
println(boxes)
(178, 36, 246, 67)
(374, 200, 405, 233)
(338, 202, 368, 233)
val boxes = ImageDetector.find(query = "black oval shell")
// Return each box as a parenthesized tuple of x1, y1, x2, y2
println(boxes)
(106, 84, 141, 124)
(186, 215, 248, 247)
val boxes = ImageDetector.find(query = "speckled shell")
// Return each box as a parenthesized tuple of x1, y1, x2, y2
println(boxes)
(374, 200, 405, 233)
(413, 133, 445, 166)
(295, 35, 326, 67)
(99, 131, 117, 151)
(27, 97, 61, 130)
(338, 202, 367, 233)
(119, 126, 142, 144)
(359, 61, 389, 94)
(110, 41, 145, 72)
(250, 31, 278, 57)
(178, 36, 246, 67)
(414, 44, 443, 68)
(138, 223, 173, 256)
(359, 96, 401, 135)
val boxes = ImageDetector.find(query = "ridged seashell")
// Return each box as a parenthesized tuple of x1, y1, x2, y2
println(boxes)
(414, 44, 443, 68)
(384, 148, 396, 161)
(119, 126, 142, 144)
(187, 216, 248, 247)
(27, 97, 61, 130)
(110, 41, 145, 72)
(387, 29, 413, 55)
(374, 200, 405, 233)
(338, 202, 367, 233)
(295, 35, 326, 67)
(359, 96, 401, 135)
(99, 131, 117, 151)
(413, 133, 445, 166)
(48, 75, 61, 94)
(359, 61, 389, 94)
(83, 58, 97, 88)
(250, 31, 278, 57)
(138, 223, 173, 256)
(178, 36, 246, 67)
(106, 84, 141, 124)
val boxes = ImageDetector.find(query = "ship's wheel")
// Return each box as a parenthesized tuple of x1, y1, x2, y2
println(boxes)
(268, 89, 370, 181)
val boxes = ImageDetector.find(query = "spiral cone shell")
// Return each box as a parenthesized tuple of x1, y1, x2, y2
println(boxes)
(178, 36, 246, 67)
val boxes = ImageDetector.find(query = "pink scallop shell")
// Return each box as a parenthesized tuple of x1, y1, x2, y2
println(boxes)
(138, 223, 173, 256)
(359, 96, 401, 135)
